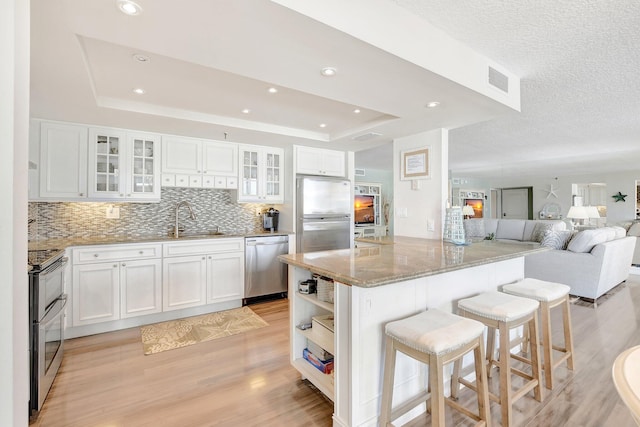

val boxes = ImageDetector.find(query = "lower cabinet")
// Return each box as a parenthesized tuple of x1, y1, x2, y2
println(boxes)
(162, 255, 208, 311)
(72, 258, 162, 325)
(121, 259, 162, 318)
(69, 239, 244, 331)
(163, 239, 244, 311)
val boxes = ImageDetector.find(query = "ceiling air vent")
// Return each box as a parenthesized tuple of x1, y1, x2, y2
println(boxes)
(351, 132, 382, 142)
(488, 66, 509, 93)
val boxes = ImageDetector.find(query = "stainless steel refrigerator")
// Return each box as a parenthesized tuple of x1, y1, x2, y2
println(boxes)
(296, 175, 352, 253)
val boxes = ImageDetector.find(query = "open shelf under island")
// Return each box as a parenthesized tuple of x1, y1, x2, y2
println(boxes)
(279, 237, 548, 427)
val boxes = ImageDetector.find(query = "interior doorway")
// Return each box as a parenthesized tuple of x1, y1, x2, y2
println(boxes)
(501, 187, 533, 219)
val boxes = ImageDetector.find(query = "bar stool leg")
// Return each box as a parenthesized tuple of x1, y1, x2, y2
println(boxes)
(486, 327, 496, 378)
(430, 354, 446, 427)
(529, 311, 543, 402)
(473, 337, 491, 425)
(540, 300, 554, 389)
(380, 335, 396, 426)
(498, 321, 513, 427)
(563, 295, 575, 371)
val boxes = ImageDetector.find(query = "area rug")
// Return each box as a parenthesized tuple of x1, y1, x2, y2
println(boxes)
(140, 306, 268, 355)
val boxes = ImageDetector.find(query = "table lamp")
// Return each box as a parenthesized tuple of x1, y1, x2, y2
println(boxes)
(462, 205, 475, 219)
(567, 206, 588, 229)
(585, 206, 600, 227)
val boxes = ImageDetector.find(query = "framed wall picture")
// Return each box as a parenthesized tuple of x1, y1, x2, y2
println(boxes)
(401, 147, 430, 180)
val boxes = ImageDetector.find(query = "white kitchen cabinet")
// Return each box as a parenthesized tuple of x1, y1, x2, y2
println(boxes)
(163, 238, 245, 311)
(121, 259, 162, 318)
(87, 128, 161, 201)
(238, 144, 284, 203)
(161, 136, 238, 189)
(38, 121, 88, 199)
(162, 255, 208, 311)
(207, 252, 245, 303)
(72, 262, 120, 326)
(71, 243, 162, 326)
(295, 145, 345, 177)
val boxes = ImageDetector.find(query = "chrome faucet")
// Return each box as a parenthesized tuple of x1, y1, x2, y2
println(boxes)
(174, 201, 197, 238)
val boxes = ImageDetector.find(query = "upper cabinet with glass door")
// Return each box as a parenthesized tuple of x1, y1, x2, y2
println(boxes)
(88, 128, 161, 201)
(128, 133, 161, 200)
(237, 144, 284, 203)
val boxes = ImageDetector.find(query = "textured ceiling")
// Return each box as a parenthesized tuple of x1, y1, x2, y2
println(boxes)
(391, 0, 640, 178)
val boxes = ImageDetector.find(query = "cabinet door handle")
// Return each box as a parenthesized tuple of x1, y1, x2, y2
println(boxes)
(79, 192, 84, 196)
(122, 263, 126, 267)
(119, 193, 124, 197)
(208, 256, 212, 259)
(202, 257, 206, 260)
(113, 264, 118, 268)
(203, 171, 207, 174)
(127, 194, 131, 197)
(94, 254, 99, 258)
(139, 251, 144, 255)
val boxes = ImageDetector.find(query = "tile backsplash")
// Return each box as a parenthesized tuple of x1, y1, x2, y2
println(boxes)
(28, 188, 271, 241)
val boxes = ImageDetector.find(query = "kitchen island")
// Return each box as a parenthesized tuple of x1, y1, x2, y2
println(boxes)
(279, 237, 547, 427)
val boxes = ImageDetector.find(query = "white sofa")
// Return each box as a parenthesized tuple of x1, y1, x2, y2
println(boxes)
(464, 218, 567, 243)
(524, 227, 636, 301)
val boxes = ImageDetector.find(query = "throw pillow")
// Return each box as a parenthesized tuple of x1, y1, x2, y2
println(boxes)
(628, 222, 640, 237)
(540, 230, 576, 250)
(531, 222, 554, 243)
(566, 229, 608, 253)
(463, 220, 485, 238)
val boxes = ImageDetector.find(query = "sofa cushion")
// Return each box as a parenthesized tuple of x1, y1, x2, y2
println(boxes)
(613, 226, 627, 239)
(628, 222, 640, 236)
(496, 220, 526, 241)
(566, 229, 609, 253)
(530, 222, 555, 243)
(541, 230, 576, 250)
(603, 227, 617, 241)
(463, 219, 485, 238)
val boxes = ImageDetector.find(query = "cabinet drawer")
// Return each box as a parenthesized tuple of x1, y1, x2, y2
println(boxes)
(202, 175, 216, 188)
(161, 174, 176, 187)
(189, 175, 202, 187)
(73, 243, 162, 264)
(163, 238, 244, 257)
(175, 174, 189, 187)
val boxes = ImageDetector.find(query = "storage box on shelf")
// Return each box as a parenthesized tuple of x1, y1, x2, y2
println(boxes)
(290, 268, 336, 401)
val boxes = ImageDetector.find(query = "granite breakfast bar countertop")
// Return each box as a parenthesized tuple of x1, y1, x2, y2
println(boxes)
(279, 236, 548, 288)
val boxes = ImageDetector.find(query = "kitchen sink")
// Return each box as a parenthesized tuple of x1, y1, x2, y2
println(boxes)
(168, 231, 226, 238)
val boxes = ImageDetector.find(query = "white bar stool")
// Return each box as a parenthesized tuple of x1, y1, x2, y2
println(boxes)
(612, 345, 640, 426)
(379, 308, 491, 427)
(502, 278, 575, 390)
(455, 291, 543, 427)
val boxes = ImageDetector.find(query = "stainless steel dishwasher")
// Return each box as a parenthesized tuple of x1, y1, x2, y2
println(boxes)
(244, 235, 289, 304)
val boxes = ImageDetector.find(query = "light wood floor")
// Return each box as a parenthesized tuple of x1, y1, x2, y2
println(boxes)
(33, 276, 640, 427)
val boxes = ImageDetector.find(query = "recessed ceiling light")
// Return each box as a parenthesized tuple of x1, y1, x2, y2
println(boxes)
(426, 101, 440, 108)
(353, 108, 361, 114)
(319, 123, 327, 128)
(133, 88, 145, 95)
(117, 0, 142, 15)
(242, 109, 250, 114)
(132, 53, 149, 63)
(268, 87, 278, 94)
(321, 67, 337, 77)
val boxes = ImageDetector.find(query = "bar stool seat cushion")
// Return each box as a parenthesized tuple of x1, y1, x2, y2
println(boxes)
(458, 291, 539, 322)
(385, 309, 485, 356)
(502, 278, 571, 302)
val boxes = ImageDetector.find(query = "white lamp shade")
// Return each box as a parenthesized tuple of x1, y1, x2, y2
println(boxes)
(462, 205, 475, 216)
(585, 206, 600, 218)
(567, 206, 589, 220)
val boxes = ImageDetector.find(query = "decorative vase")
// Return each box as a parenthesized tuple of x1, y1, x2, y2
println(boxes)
(443, 207, 467, 245)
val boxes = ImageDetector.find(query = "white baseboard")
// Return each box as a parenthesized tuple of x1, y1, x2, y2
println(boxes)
(629, 265, 640, 275)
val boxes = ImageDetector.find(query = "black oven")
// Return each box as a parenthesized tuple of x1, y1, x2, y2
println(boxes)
(28, 249, 67, 419)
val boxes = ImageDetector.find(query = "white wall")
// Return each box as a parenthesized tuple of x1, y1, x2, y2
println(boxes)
(1, 0, 30, 425)
(456, 171, 640, 224)
(393, 129, 448, 238)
